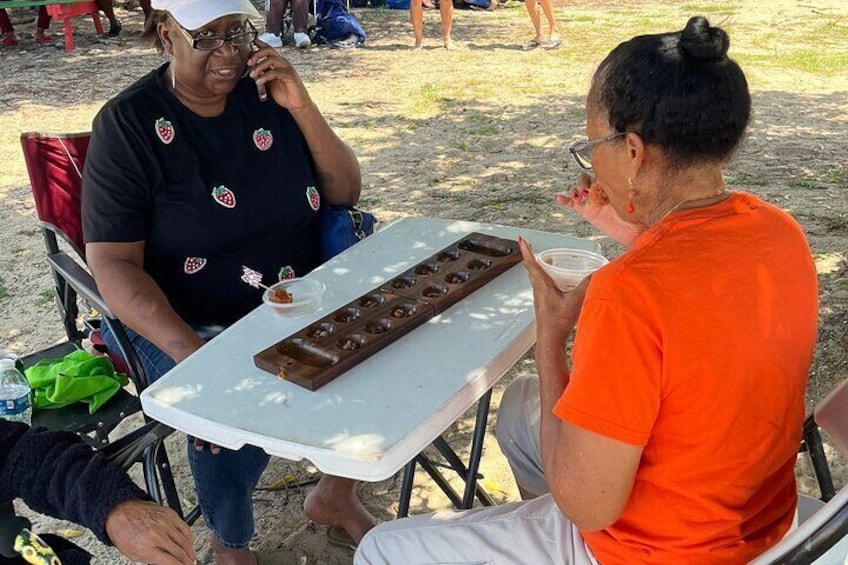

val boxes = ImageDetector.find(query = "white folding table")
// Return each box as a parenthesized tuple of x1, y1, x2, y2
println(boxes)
(140, 217, 600, 513)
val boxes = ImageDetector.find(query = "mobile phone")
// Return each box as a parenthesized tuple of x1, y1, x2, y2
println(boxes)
(250, 42, 269, 102)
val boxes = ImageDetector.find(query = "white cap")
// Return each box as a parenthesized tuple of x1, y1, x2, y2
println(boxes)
(150, 0, 260, 30)
(0, 359, 15, 370)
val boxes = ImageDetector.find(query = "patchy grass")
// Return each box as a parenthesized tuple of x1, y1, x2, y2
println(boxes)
(826, 215, 848, 233)
(788, 178, 822, 189)
(727, 175, 769, 187)
(0, 277, 6, 301)
(35, 290, 53, 308)
(680, 3, 740, 15)
(828, 167, 848, 188)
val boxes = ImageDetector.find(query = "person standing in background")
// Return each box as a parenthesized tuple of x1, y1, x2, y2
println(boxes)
(522, 0, 559, 50)
(411, 0, 452, 49)
(0, 0, 123, 46)
(259, 0, 312, 48)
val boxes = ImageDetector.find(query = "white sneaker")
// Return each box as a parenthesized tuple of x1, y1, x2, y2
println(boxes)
(258, 32, 283, 48)
(294, 32, 311, 49)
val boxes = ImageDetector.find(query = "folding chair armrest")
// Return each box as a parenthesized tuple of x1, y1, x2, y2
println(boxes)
(102, 420, 175, 471)
(46, 251, 151, 391)
(46, 251, 114, 318)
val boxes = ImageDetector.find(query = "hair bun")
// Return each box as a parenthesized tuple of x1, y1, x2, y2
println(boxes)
(679, 16, 729, 62)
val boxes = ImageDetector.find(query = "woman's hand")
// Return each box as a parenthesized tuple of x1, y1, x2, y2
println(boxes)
(248, 41, 313, 113)
(556, 174, 643, 248)
(518, 236, 589, 346)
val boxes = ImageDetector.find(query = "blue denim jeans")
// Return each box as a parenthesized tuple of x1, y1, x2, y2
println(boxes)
(102, 323, 271, 549)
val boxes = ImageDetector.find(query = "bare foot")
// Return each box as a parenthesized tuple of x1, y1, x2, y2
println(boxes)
(211, 536, 257, 565)
(444, 37, 453, 50)
(413, 40, 423, 49)
(303, 476, 378, 544)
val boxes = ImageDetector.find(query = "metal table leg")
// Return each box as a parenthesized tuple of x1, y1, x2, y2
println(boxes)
(397, 459, 417, 518)
(396, 389, 496, 517)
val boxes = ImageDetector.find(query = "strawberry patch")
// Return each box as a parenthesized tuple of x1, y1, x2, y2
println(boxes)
(212, 185, 236, 209)
(278, 266, 295, 281)
(155, 117, 175, 145)
(253, 128, 273, 151)
(184, 257, 207, 275)
(306, 186, 320, 211)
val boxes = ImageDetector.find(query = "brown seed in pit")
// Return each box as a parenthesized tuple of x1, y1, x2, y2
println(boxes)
(391, 276, 415, 289)
(444, 272, 469, 284)
(467, 258, 492, 271)
(334, 308, 360, 323)
(414, 263, 439, 275)
(436, 250, 460, 262)
(422, 285, 447, 298)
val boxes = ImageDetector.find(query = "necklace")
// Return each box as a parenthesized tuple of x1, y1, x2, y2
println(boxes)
(658, 188, 729, 224)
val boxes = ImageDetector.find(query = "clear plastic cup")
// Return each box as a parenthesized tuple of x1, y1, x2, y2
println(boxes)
(535, 248, 609, 291)
(262, 278, 326, 316)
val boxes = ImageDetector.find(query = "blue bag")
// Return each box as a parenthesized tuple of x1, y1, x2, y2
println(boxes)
(314, 205, 376, 262)
(314, 0, 367, 48)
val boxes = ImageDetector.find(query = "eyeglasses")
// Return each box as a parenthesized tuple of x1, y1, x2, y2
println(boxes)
(568, 132, 627, 171)
(174, 19, 257, 51)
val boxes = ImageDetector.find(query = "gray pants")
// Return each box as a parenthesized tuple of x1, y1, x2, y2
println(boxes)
(353, 376, 599, 565)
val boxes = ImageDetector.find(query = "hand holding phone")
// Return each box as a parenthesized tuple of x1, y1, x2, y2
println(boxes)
(249, 42, 269, 102)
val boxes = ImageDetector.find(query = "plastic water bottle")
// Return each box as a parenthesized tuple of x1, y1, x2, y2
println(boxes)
(0, 358, 32, 425)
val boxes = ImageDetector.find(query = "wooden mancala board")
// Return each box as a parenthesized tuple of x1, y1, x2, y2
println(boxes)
(254, 232, 522, 391)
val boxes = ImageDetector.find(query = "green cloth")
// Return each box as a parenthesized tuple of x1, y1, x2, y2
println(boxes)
(24, 349, 128, 414)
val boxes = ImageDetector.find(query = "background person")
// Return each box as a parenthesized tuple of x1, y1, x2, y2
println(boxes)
(0, 420, 195, 565)
(81, 0, 375, 563)
(353, 16, 818, 564)
(411, 0, 452, 49)
(522, 0, 559, 49)
(0, 0, 122, 46)
(0, 5, 51, 46)
(259, 0, 312, 49)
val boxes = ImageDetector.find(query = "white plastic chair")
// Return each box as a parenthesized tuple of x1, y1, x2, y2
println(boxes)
(749, 378, 848, 564)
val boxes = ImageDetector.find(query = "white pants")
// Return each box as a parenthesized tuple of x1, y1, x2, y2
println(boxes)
(354, 376, 599, 565)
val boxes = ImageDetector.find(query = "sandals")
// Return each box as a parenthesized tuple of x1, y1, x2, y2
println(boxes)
(326, 525, 357, 551)
(523, 38, 562, 50)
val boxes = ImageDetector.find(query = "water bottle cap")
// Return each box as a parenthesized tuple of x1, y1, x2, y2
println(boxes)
(0, 359, 15, 370)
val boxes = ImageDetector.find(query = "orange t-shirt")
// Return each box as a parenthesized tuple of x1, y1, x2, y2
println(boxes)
(554, 193, 818, 564)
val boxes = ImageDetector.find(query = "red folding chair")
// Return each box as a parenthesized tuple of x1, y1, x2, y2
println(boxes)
(19, 131, 198, 523)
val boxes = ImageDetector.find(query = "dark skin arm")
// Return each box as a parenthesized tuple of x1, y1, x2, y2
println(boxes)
(248, 43, 361, 206)
(87, 242, 218, 453)
(86, 241, 205, 366)
(519, 237, 643, 531)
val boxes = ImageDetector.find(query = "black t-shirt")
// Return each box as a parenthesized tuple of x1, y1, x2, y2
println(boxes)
(82, 64, 322, 326)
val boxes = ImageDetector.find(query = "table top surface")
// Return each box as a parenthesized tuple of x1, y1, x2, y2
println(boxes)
(140, 217, 600, 481)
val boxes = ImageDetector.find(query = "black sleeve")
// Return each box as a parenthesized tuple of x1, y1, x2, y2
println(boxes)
(81, 102, 156, 244)
(0, 421, 148, 545)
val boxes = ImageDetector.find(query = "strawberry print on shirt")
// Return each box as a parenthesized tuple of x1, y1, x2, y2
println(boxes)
(212, 185, 236, 208)
(184, 257, 207, 274)
(253, 128, 273, 151)
(306, 186, 320, 211)
(155, 117, 175, 144)
(278, 266, 295, 281)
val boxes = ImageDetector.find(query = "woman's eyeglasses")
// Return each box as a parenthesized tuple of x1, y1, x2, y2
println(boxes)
(175, 20, 258, 51)
(568, 132, 626, 170)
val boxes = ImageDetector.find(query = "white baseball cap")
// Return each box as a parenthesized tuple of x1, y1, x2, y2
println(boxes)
(150, 0, 260, 30)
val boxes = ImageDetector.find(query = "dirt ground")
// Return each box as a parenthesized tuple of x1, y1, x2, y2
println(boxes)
(1, 0, 847, 563)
